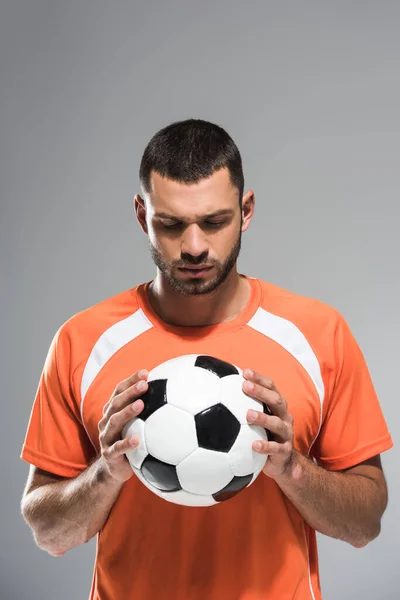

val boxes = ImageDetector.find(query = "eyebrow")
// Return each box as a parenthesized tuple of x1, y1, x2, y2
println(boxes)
(154, 209, 234, 220)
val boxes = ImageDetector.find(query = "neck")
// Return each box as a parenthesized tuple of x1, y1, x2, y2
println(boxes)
(148, 268, 250, 327)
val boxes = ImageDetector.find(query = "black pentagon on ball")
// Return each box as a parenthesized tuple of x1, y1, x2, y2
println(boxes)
(213, 474, 253, 502)
(195, 355, 239, 378)
(195, 403, 241, 452)
(139, 379, 167, 422)
(141, 455, 182, 492)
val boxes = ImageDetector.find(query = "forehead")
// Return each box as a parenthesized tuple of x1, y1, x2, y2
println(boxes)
(144, 168, 238, 218)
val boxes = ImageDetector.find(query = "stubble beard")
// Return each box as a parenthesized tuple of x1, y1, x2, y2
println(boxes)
(148, 232, 242, 296)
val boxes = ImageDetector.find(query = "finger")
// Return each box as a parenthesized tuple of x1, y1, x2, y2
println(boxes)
(101, 399, 144, 445)
(103, 378, 148, 419)
(103, 370, 148, 415)
(242, 381, 287, 419)
(104, 435, 140, 463)
(252, 440, 292, 455)
(243, 369, 276, 391)
(247, 410, 289, 441)
(117, 369, 149, 394)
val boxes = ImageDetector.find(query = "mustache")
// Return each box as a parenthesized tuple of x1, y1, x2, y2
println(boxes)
(174, 252, 215, 267)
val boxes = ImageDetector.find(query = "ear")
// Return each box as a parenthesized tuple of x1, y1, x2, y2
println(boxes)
(134, 194, 148, 234)
(241, 189, 255, 233)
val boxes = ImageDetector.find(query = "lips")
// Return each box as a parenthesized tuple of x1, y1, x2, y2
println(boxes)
(178, 265, 213, 278)
(178, 266, 212, 271)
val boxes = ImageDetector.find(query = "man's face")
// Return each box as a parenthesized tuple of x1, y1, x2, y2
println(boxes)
(139, 168, 245, 296)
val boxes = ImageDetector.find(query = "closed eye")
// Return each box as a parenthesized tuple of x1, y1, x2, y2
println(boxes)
(162, 221, 183, 230)
(160, 219, 227, 230)
(204, 220, 226, 228)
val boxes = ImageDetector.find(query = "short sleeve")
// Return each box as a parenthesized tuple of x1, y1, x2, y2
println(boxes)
(312, 314, 394, 470)
(20, 325, 97, 478)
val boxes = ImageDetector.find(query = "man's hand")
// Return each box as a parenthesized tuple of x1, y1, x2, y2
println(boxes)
(98, 369, 148, 483)
(242, 369, 295, 480)
(241, 369, 387, 547)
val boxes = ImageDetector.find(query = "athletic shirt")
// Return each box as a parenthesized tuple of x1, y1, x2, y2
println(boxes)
(20, 276, 393, 600)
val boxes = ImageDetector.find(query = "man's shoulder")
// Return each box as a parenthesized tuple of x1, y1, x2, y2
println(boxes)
(55, 284, 146, 345)
(253, 277, 342, 334)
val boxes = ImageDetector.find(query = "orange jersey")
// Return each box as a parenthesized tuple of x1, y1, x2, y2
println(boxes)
(21, 276, 393, 600)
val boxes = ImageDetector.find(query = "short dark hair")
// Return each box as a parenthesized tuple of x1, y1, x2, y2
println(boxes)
(139, 119, 244, 204)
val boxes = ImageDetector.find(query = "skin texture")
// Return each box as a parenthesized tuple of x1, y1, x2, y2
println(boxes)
(135, 169, 255, 326)
(22, 167, 388, 555)
(21, 370, 150, 556)
(242, 369, 388, 547)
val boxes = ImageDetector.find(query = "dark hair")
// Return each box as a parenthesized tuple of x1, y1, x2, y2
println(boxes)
(139, 119, 244, 204)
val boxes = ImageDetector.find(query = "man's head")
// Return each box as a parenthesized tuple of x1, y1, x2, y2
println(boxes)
(135, 119, 254, 295)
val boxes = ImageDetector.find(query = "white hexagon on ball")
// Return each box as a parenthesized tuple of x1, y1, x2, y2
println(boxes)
(219, 374, 266, 424)
(166, 366, 222, 415)
(228, 423, 268, 477)
(122, 417, 148, 469)
(177, 448, 234, 495)
(145, 404, 198, 465)
(147, 354, 197, 382)
(132, 465, 218, 507)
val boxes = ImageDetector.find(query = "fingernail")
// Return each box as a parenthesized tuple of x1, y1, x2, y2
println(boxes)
(137, 380, 146, 391)
(244, 381, 254, 390)
(245, 369, 254, 377)
(132, 400, 141, 412)
(248, 410, 258, 420)
(138, 369, 148, 378)
(253, 441, 262, 450)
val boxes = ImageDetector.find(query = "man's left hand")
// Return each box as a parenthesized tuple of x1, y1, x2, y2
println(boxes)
(242, 369, 295, 480)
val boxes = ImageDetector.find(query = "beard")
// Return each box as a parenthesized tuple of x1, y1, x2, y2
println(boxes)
(149, 231, 242, 296)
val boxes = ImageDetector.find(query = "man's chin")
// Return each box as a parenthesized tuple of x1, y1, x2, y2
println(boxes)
(168, 275, 221, 296)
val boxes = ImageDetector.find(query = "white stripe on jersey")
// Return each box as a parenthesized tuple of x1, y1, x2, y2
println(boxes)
(80, 309, 153, 446)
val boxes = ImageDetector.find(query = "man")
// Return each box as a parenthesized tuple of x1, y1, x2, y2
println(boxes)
(20, 119, 393, 600)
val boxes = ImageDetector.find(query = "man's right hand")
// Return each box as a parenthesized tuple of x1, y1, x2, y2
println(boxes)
(98, 370, 148, 482)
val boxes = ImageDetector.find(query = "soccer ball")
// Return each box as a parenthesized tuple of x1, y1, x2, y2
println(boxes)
(122, 354, 270, 507)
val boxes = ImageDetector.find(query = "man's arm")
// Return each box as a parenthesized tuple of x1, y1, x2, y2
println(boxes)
(272, 452, 387, 547)
(242, 369, 389, 548)
(21, 459, 124, 556)
(21, 369, 149, 556)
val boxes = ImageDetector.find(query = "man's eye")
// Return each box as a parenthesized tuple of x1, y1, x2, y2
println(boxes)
(162, 222, 183, 230)
(161, 220, 225, 230)
(204, 220, 225, 227)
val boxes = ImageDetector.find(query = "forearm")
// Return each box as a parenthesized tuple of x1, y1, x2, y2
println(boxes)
(22, 456, 124, 555)
(274, 450, 385, 547)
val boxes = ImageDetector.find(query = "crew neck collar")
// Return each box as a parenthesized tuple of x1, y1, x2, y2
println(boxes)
(136, 275, 262, 338)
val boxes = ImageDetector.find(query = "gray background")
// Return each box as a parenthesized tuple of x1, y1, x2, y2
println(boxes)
(1, 1, 399, 598)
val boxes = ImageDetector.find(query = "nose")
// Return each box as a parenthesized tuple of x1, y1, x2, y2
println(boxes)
(181, 224, 209, 260)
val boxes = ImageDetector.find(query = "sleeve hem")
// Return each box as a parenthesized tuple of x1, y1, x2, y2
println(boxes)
(317, 434, 394, 471)
(20, 446, 90, 478)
